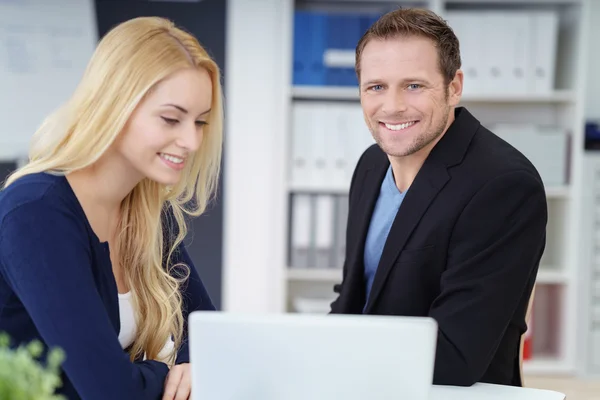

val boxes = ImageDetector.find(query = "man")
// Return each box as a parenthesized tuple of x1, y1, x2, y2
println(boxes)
(329, 8, 547, 388)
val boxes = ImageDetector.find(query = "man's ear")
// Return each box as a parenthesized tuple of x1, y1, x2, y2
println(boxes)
(448, 69, 464, 106)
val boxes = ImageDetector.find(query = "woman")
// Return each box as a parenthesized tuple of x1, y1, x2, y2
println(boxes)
(0, 16, 222, 400)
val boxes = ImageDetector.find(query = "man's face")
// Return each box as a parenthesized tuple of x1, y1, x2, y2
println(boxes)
(359, 35, 462, 159)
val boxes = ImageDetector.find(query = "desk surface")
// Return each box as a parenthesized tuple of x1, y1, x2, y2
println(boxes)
(432, 383, 566, 399)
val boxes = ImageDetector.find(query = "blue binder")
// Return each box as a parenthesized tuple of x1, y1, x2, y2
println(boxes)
(310, 12, 327, 85)
(325, 13, 344, 86)
(293, 10, 382, 87)
(340, 14, 362, 86)
(293, 11, 310, 85)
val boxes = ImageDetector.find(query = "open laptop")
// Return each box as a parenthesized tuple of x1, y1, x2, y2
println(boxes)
(188, 312, 438, 400)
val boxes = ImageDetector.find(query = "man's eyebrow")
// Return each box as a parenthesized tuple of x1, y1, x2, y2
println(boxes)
(361, 80, 384, 88)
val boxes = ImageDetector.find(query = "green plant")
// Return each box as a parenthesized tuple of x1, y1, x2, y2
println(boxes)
(0, 332, 66, 400)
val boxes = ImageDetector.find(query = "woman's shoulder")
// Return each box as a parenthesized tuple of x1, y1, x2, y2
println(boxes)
(0, 172, 82, 228)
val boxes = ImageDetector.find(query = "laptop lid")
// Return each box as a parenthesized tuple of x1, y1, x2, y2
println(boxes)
(189, 312, 438, 400)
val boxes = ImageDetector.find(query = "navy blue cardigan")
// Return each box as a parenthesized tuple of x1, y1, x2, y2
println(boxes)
(0, 172, 215, 399)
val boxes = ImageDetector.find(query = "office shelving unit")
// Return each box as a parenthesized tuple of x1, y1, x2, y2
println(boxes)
(224, 0, 591, 378)
(577, 153, 600, 377)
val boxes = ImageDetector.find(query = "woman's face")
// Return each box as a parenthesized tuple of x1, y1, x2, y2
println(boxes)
(116, 67, 213, 186)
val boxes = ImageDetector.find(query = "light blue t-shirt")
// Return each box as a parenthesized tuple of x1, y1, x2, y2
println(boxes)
(363, 165, 407, 310)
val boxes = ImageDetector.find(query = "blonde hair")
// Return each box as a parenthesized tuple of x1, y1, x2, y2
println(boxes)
(4, 17, 223, 364)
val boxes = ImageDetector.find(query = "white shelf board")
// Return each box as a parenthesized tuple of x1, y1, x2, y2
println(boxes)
(289, 185, 570, 199)
(292, 85, 576, 104)
(545, 186, 571, 198)
(292, 85, 359, 100)
(288, 185, 349, 195)
(460, 91, 576, 104)
(288, 268, 342, 282)
(299, 0, 428, 3)
(446, 0, 581, 5)
(523, 357, 575, 375)
(287, 267, 568, 283)
(536, 269, 570, 285)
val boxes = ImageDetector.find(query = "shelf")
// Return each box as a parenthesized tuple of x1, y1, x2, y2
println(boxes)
(536, 270, 570, 285)
(287, 268, 567, 284)
(298, 0, 427, 3)
(289, 185, 350, 195)
(289, 184, 571, 199)
(288, 268, 342, 282)
(292, 85, 576, 104)
(523, 357, 574, 375)
(446, 0, 581, 5)
(291, 296, 335, 315)
(545, 186, 571, 198)
(292, 85, 359, 100)
(460, 91, 576, 104)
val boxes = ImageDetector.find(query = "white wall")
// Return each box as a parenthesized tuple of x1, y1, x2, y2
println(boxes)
(0, 0, 97, 160)
(222, 0, 293, 312)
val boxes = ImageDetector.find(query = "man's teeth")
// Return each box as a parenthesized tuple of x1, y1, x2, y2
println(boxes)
(384, 121, 417, 131)
(160, 153, 183, 164)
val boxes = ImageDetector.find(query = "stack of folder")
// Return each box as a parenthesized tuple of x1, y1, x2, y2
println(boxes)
(288, 102, 374, 270)
(442, 10, 558, 95)
(289, 193, 348, 270)
(293, 10, 381, 87)
(290, 102, 375, 191)
(292, 9, 559, 95)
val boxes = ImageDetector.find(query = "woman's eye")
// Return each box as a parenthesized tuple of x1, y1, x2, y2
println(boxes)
(161, 117, 179, 125)
(195, 121, 208, 127)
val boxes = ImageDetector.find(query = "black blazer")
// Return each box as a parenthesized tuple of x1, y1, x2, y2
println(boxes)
(330, 107, 547, 387)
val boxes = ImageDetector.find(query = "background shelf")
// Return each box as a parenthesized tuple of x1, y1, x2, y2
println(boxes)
(292, 85, 577, 104)
(287, 268, 571, 284)
(224, 0, 592, 378)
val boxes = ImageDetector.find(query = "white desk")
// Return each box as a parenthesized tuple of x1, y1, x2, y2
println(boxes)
(431, 383, 566, 399)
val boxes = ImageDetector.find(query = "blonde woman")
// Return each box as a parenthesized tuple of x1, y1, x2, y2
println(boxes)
(0, 16, 222, 400)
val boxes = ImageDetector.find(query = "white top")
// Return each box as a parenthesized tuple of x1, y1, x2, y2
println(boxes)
(117, 292, 137, 349)
(117, 291, 175, 363)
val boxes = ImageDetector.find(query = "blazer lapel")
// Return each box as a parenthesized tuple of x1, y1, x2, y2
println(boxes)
(364, 161, 449, 313)
(351, 164, 388, 264)
(341, 160, 388, 312)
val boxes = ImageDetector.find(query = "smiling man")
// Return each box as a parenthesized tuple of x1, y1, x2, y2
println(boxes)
(329, 8, 548, 387)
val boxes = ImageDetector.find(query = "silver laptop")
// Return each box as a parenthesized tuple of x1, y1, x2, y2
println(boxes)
(188, 312, 438, 400)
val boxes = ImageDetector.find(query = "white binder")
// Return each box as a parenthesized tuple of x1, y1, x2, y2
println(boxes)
(445, 11, 483, 96)
(290, 104, 313, 189)
(328, 104, 352, 191)
(290, 193, 312, 268)
(314, 195, 335, 269)
(528, 11, 559, 94)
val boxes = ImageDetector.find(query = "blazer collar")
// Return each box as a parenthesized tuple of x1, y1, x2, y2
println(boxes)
(424, 106, 480, 168)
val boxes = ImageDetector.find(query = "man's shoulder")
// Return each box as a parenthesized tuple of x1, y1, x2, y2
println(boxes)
(475, 124, 539, 166)
(461, 124, 544, 185)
